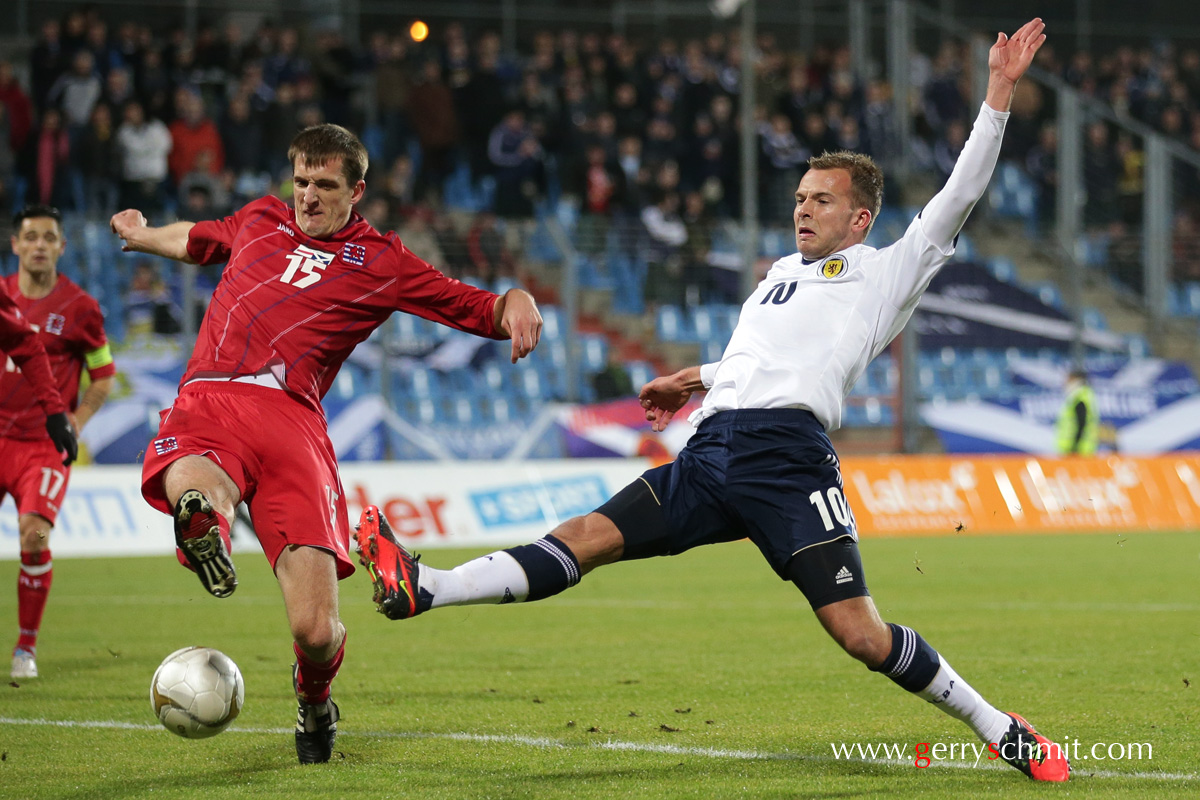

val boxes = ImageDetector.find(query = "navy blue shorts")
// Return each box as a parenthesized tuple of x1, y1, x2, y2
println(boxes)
(596, 409, 860, 579)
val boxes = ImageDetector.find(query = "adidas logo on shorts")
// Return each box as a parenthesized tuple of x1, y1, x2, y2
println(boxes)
(835, 566, 854, 585)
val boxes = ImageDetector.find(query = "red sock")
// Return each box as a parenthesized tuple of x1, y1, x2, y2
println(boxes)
(16, 550, 53, 653)
(293, 635, 345, 705)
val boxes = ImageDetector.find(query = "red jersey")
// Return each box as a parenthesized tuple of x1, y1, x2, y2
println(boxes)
(184, 196, 503, 408)
(0, 274, 114, 439)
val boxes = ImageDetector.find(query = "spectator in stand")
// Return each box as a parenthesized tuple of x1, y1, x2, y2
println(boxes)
(611, 82, 646, 141)
(761, 113, 809, 222)
(76, 103, 120, 216)
(780, 63, 824, 133)
(641, 190, 688, 309)
(680, 190, 720, 305)
(47, 50, 103, 133)
(124, 261, 182, 336)
(261, 81, 300, 175)
(466, 212, 516, 284)
(933, 119, 967, 182)
(576, 143, 626, 258)
(102, 66, 134, 111)
(0, 105, 11, 192)
(30, 20, 65, 112)
(1083, 121, 1118, 230)
(26, 108, 71, 208)
(488, 109, 544, 218)
(220, 95, 264, 179)
(0, 62, 33, 158)
(312, 29, 356, 126)
(396, 206, 447, 268)
(459, 36, 510, 181)
(168, 87, 225, 187)
(862, 81, 900, 168)
(177, 150, 230, 217)
(116, 99, 171, 215)
(86, 20, 124, 79)
(1025, 122, 1058, 232)
(432, 213, 472, 278)
(592, 351, 634, 401)
(371, 34, 413, 168)
(408, 60, 460, 203)
(138, 48, 173, 122)
(263, 27, 310, 89)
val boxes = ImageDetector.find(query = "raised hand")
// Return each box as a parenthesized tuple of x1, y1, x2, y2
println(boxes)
(990, 17, 1046, 84)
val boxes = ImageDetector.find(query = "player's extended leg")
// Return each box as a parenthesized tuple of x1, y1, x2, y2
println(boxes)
(12, 514, 53, 679)
(355, 505, 623, 620)
(276, 544, 346, 764)
(163, 455, 239, 598)
(811, 590, 1070, 782)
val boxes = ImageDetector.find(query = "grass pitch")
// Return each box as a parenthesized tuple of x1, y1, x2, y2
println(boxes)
(2, 530, 1198, 799)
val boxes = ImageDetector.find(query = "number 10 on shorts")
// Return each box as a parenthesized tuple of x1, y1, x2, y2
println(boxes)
(809, 487, 855, 533)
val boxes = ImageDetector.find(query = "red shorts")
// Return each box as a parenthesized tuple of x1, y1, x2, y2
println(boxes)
(141, 382, 354, 579)
(0, 436, 71, 524)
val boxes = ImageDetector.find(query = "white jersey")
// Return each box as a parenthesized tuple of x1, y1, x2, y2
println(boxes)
(691, 103, 1010, 432)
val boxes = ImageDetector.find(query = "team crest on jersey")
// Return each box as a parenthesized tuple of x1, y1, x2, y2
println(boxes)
(820, 256, 847, 279)
(153, 436, 179, 456)
(341, 243, 366, 266)
(44, 313, 66, 335)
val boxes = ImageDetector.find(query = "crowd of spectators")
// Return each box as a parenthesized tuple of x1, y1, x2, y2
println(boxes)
(4, 6, 1200, 325)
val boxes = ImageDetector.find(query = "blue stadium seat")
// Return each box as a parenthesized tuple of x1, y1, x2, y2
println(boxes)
(540, 305, 562, 339)
(655, 305, 692, 342)
(626, 361, 656, 389)
(1082, 308, 1108, 330)
(1031, 281, 1064, 309)
(986, 256, 1018, 284)
(579, 335, 608, 373)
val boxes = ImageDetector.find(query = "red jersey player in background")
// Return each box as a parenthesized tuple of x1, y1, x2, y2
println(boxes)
(3, 204, 112, 680)
(110, 124, 542, 764)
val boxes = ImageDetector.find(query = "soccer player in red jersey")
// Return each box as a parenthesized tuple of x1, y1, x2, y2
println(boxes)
(110, 124, 542, 763)
(2, 204, 112, 680)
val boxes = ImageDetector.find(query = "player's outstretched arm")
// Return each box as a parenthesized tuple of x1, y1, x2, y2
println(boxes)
(639, 366, 706, 432)
(984, 18, 1045, 113)
(493, 288, 542, 363)
(110, 209, 199, 264)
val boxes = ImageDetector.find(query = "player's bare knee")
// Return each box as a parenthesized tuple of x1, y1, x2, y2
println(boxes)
(551, 513, 623, 572)
(164, 455, 240, 511)
(291, 614, 341, 657)
(18, 515, 52, 553)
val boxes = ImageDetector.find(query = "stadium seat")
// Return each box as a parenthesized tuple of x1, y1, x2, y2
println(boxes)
(986, 256, 1018, 284)
(540, 305, 562, 339)
(655, 305, 691, 342)
(626, 361, 656, 389)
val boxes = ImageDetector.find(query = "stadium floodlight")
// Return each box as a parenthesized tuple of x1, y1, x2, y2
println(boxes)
(710, 0, 749, 19)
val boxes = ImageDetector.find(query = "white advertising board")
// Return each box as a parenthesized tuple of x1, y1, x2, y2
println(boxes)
(0, 460, 650, 560)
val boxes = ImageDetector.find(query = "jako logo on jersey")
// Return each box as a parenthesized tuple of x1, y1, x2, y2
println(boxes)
(43, 313, 66, 335)
(280, 245, 335, 289)
(277, 222, 296, 236)
(341, 243, 366, 266)
(760, 281, 798, 305)
(153, 436, 179, 455)
(821, 256, 847, 278)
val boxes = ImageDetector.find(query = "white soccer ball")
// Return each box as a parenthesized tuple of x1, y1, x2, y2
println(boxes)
(150, 646, 245, 739)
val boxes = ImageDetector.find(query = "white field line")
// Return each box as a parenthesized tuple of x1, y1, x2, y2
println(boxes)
(0, 716, 1195, 782)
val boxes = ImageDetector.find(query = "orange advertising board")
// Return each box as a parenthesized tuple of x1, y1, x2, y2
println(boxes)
(841, 454, 1200, 537)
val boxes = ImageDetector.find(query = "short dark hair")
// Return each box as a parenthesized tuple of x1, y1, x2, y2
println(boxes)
(807, 151, 884, 234)
(287, 124, 369, 186)
(13, 204, 63, 230)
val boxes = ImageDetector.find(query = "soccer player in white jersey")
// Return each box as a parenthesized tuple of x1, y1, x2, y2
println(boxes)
(356, 18, 1069, 782)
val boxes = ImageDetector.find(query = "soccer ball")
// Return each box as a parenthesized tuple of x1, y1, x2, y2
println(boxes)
(150, 646, 245, 739)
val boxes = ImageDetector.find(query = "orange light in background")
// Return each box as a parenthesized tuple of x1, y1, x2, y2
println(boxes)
(410, 20, 429, 42)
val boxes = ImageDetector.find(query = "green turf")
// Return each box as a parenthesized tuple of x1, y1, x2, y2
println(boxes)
(2, 530, 1198, 799)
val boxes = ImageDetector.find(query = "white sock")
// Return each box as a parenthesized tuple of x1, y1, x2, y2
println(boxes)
(917, 656, 1013, 743)
(422, 552, 530, 608)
